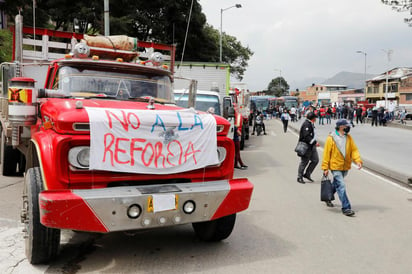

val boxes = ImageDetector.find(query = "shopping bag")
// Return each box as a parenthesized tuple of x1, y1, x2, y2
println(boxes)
(320, 175, 335, 201)
(294, 141, 309, 157)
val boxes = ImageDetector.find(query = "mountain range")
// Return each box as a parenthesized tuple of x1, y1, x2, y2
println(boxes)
(290, 71, 376, 91)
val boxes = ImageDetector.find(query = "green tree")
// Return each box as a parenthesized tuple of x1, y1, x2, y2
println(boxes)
(381, 0, 412, 26)
(267, 77, 289, 96)
(0, 30, 13, 63)
(202, 25, 253, 80)
(109, 0, 253, 79)
(4, 0, 102, 32)
(2, 0, 253, 79)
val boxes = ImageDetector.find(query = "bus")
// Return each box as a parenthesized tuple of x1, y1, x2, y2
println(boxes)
(270, 96, 299, 110)
(250, 96, 272, 113)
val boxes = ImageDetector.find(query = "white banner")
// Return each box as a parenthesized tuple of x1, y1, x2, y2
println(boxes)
(85, 107, 218, 174)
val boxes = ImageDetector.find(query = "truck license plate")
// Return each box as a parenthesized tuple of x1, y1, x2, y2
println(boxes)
(147, 194, 178, 213)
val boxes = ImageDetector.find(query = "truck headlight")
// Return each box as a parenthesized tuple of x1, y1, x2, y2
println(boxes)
(217, 147, 227, 165)
(216, 125, 224, 133)
(68, 146, 90, 169)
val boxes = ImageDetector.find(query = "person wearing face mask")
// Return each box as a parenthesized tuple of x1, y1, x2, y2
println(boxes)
(297, 112, 319, 184)
(321, 119, 362, 217)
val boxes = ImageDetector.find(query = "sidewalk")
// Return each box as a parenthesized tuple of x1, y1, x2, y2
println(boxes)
(286, 117, 412, 187)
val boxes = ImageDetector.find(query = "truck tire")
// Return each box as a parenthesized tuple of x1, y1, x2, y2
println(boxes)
(192, 214, 236, 242)
(256, 124, 262, 136)
(23, 167, 60, 264)
(2, 143, 19, 176)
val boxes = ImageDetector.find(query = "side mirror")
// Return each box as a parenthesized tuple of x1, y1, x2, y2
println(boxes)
(222, 96, 233, 119)
(227, 107, 235, 118)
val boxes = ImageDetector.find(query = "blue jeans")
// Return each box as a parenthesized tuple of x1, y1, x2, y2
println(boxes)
(331, 170, 351, 211)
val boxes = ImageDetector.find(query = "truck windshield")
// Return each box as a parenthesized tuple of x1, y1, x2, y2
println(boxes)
(53, 66, 173, 102)
(174, 94, 221, 116)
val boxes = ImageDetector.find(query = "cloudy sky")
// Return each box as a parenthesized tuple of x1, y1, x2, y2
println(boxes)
(199, 0, 412, 91)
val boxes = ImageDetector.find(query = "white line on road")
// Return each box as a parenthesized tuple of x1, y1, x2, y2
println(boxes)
(359, 167, 412, 193)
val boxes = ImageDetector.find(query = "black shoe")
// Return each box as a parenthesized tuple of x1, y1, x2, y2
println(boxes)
(343, 209, 355, 216)
(264, 132, 267, 135)
(303, 174, 314, 182)
(251, 132, 255, 135)
(241, 165, 248, 168)
(325, 201, 334, 207)
(297, 177, 305, 184)
(234, 166, 242, 169)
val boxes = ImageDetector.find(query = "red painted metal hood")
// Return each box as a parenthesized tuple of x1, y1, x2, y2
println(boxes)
(39, 98, 230, 134)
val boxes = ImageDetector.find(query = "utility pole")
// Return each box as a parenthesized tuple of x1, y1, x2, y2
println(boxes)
(104, 0, 110, 36)
(382, 49, 393, 109)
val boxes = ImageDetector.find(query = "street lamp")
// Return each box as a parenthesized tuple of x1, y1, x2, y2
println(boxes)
(382, 49, 393, 109)
(356, 50, 367, 92)
(274, 69, 282, 94)
(220, 4, 242, 63)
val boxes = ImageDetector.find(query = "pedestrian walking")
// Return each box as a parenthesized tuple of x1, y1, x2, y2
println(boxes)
(233, 126, 247, 170)
(280, 109, 291, 133)
(347, 106, 355, 127)
(371, 107, 378, 126)
(321, 119, 362, 217)
(319, 105, 325, 125)
(290, 106, 297, 122)
(325, 105, 332, 124)
(378, 107, 385, 126)
(399, 108, 407, 124)
(297, 112, 319, 184)
(356, 105, 363, 124)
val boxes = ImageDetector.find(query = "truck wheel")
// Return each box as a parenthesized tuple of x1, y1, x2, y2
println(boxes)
(23, 167, 60, 264)
(192, 214, 236, 242)
(2, 144, 19, 176)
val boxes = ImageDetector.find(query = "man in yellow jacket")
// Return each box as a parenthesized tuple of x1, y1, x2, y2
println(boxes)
(322, 119, 362, 216)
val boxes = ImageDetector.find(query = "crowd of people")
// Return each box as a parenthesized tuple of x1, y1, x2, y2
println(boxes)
(264, 102, 408, 128)
(236, 100, 409, 217)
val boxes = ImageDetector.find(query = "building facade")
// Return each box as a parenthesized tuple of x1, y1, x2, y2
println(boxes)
(297, 84, 364, 106)
(365, 67, 412, 109)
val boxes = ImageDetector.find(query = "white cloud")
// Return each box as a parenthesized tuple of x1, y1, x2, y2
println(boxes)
(199, 0, 412, 91)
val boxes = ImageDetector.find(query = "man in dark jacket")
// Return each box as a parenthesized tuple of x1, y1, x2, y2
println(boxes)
(297, 112, 319, 184)
(355, 106, 363, 124)
(371, 107, 378, 126)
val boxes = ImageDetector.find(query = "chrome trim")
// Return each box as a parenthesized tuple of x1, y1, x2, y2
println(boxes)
(216, 147, 227, 165)
(73, 123, 90, 131)
(216, 125, 225, 133)
(68, 146, 90, 169)
(73, 180, 230, 232)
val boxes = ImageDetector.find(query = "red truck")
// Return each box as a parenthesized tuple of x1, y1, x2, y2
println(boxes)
(0, 15, 253, 264)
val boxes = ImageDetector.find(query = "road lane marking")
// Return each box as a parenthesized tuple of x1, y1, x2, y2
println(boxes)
(358, 167, 412, 193)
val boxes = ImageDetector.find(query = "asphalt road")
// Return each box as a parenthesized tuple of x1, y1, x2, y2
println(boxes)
(1, 119, 412, 273)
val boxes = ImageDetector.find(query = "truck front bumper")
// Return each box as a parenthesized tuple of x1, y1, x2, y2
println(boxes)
(39, 178, 253, 233)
